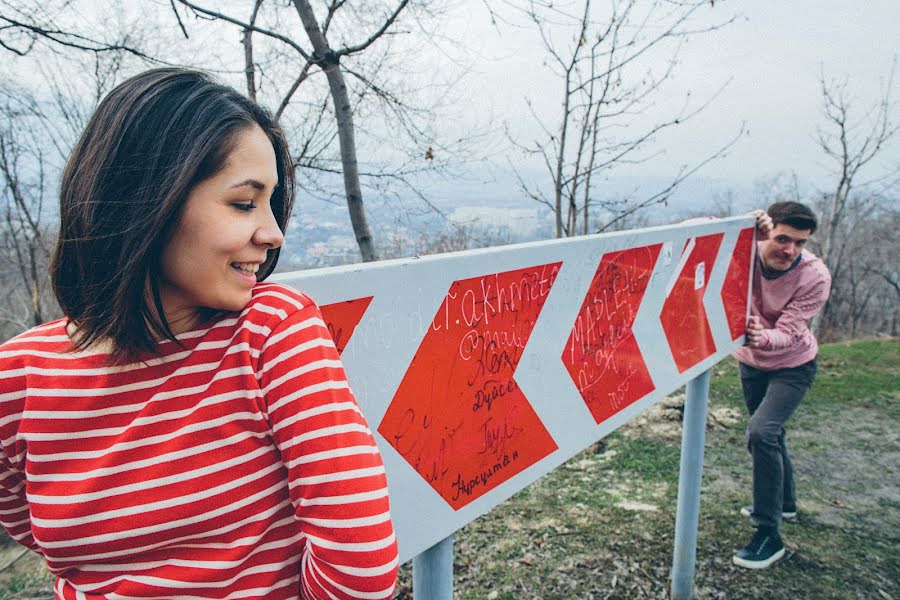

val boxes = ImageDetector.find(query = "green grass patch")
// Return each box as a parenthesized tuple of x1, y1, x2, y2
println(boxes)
(603, 434, 680, 482)
(809, 339, 899, 409)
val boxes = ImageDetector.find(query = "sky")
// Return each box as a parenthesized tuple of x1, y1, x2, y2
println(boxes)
(430, 0, 900, 207)
(3, 0, 898, 228)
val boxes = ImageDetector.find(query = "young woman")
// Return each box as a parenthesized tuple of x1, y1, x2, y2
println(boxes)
(0, 68, 398, 599)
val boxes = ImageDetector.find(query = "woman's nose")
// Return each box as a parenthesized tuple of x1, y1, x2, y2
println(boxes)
(253, 208, 284, 249)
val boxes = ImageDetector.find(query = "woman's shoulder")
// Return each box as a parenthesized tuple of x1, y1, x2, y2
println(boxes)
(0, 319, 69, 352)
(235, 283, 330, 353)
(0, 319, 69, 370)
(247, 282, 317, 313)
(234, 282, 323, 332)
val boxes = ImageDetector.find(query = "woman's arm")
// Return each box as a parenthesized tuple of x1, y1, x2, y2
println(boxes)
(255, 295, 399, 600)
(0, 376, 40, 553)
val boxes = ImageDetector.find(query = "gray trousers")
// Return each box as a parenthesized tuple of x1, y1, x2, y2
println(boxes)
(739, 358, 817, 530)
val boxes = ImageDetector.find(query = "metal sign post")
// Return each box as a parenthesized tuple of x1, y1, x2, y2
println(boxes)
(413, 535, 454, 600)
(274, 217, 756, 596)
(671, 369, 712, 600)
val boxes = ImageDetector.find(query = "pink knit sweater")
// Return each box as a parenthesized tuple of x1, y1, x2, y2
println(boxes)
(732, 245, 831, 370)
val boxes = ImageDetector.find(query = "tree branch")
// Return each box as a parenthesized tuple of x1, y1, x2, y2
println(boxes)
(338, 1, 410, 56)
(175, 0, 312, 60)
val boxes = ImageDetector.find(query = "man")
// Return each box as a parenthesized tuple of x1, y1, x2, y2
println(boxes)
(732, 201, 831, 569)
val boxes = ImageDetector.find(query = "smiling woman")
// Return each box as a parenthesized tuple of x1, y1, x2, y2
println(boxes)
(159, 124, 285, 330)
(0, 68, 398, 599)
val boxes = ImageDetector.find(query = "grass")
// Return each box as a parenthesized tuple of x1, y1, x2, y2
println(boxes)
(0, 548, 52, 600)
(1, 339, 897, 599)
(395, 338, 900, 599)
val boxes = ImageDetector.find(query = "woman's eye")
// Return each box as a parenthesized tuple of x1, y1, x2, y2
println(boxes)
(233, 202, 256, 212)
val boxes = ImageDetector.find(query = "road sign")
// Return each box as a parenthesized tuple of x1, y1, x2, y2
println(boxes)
(273, 216, 755, 563)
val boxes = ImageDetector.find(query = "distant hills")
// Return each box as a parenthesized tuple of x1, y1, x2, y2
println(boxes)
(279, 174, 759, 268)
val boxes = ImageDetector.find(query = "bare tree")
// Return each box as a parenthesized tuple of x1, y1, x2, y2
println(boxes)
(0, 41, 132, 339)
(0, 85, 56, 333)
(814, 63, 899, 269)
(0, 0, 154, 60)
(863, 207, 900, 337)
(812, 62, 899, 335)
(505, 0, 739, 237)
(815, 201, 900, 341)
(172, 0, 462, 263)
(5, 1, 470, 265)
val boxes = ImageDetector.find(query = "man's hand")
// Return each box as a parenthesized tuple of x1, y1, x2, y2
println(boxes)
(751, 209, 772, 239)
(745, 315, 765, 348)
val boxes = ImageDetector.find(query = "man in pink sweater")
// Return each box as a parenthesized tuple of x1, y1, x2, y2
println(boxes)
(731, 201, 831, 569)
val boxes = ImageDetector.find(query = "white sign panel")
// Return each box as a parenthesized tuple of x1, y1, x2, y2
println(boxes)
(273, 216, 756, 563)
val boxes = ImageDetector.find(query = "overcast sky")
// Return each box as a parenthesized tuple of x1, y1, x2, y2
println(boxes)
(437, 0, 900, 196)
(3, 1, 897, 218)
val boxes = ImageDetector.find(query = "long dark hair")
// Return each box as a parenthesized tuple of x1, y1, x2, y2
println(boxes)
(51, 67, 295, 362)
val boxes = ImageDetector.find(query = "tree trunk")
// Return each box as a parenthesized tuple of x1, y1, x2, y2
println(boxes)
(242, 1, 264, 101)
(28, 242, 42, 326)
(242, 30, 256, 101)
(293, 0, 378, 262)
(554, 99, 569, 238)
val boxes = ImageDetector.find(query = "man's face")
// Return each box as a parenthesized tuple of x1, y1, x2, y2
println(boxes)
(759, 223, 812, 272)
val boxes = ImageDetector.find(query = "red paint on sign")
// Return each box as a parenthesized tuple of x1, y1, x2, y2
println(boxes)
(378, 263, 561, 510)
(320, 297, 373, 355)
(562, 245, 660, 424)
(721, 227, 755, 341)
(660, 234, 724, 373)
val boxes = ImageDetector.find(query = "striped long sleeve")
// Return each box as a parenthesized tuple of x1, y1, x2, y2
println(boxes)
(733, 247, 831, 370)
(255, 288, 399, 599)
(757, 270, 830, 351)
(0, 376, 39, 553)
(0, 282, 398, 599)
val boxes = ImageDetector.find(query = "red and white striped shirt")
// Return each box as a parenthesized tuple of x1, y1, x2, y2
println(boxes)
(0, 282, 398, 599)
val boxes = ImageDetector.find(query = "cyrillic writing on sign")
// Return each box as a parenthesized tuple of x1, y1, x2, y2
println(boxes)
(378, 264, 561, 510)
(562, 245, 660, 424)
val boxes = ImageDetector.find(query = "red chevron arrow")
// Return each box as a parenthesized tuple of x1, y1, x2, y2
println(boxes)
(562, 244, 660, 424)
(660, 233, 724, 373)
(378, 263, 561, 510)
(320, 296, 373, 355)
(721, 227, 755, 341)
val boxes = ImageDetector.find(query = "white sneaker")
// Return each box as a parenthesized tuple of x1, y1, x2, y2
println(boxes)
(740, 505, 797, 522)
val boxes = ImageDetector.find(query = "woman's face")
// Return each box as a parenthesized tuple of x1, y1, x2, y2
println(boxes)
(159, 124, 283, 332)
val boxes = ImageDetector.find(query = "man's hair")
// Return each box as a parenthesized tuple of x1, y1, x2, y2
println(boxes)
(766, 201, 817, 234)
(51, 67, 295, 362)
